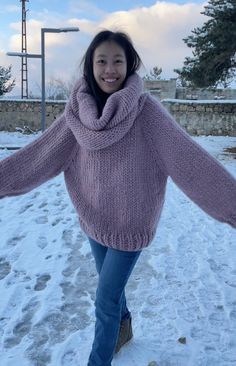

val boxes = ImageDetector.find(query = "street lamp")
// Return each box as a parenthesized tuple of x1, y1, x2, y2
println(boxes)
(7, 26, 79, 131)
(41, 27, 79, 131)
(6, 52, 41, 59)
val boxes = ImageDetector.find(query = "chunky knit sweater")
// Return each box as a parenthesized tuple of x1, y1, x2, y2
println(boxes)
(0, 74, 236, 251)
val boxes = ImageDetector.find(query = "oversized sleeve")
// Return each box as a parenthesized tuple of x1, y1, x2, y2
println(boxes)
(0, 114, 76, 198)
(145, 96, 236, 228)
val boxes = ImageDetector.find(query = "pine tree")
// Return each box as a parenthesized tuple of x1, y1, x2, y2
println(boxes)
(143, 66, 162, 80)
(174, 0, 236, 88)
(0, 65, 15, 96)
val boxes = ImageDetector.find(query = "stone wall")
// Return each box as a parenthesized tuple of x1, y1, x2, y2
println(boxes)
(162, 99, 236, 136)
(176, 87, 236, 101)
(144, 79, 177, 99)
(0, 99, 65, 131)
(144, 79, 236, 100)
(0, 98, 236, 136)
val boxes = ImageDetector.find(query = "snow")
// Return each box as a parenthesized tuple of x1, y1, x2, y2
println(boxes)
(0, 132, 236, 366)
(0, 98, 67, 104)
(0, 131, 40, 148)
(162, 99, 236, 104)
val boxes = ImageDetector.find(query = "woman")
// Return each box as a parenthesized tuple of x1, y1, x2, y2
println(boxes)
(0, 30, 235, 366)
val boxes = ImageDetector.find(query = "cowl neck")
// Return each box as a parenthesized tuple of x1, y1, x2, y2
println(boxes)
(65, 73, 147, 150)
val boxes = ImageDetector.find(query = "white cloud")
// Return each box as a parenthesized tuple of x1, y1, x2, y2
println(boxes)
(97, 1, 206, 77)
(62, 1, 206, 78)
(0, 51, 8, 64)
(5, 1, 207, 95)
(68, 0, 106, 19)
(67, 18, 96, 35)
(9, 19, 80, 55)
(0, 5, 20, 14)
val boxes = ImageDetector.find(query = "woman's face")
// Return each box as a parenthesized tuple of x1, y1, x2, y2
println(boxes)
(93, 41, 127, 94)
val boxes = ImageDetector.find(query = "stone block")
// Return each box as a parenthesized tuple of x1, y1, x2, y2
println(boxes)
(179, 104, 187, 111)
(196, 105, 205, 112)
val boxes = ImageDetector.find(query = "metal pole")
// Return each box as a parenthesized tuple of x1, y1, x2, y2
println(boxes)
(41, 28, 46, 132)
(8, 26, 79, 132)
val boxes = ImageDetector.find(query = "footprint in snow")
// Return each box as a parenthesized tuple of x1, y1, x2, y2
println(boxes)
(34, 274, 51, 291)
(61, 350, 77, 365)
(6, 233, 27, 246)
(37, 236, 48, 249)
(18, 203, 34, 214)
(35, 216, 48, 224)
(0, 257, 11, 280)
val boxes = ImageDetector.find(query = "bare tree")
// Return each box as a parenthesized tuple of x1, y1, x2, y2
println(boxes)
(33, 76, 76, 100)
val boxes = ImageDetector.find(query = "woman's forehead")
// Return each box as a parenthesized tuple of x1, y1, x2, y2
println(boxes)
(94, 41, 125, 57)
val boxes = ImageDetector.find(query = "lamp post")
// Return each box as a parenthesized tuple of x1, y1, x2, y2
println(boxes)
(7, 26, 79, 131)
(40, 27, 79, 131)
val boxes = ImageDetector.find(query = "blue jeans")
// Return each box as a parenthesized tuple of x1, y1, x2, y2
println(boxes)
(87, 237, 141, 366)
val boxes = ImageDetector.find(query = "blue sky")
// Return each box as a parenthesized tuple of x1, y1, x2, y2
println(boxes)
(0, 0, 206, 96)
(0, 1, 205, 34)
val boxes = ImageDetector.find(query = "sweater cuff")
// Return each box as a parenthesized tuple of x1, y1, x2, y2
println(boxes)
(226, 213, 236, 229)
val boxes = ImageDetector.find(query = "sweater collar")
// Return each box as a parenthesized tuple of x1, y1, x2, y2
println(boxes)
(65, 73, 147, 150)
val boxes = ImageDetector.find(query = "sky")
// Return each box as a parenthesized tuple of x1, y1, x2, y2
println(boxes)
(0, 0, 207, 96)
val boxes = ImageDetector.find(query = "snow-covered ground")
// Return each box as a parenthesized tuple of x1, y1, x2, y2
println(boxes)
(0, 132, 236, 366)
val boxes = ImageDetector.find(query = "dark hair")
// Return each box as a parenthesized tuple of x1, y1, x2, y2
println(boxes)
(81, 30, 142, 115)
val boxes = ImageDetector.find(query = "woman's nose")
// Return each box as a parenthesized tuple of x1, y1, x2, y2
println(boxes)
(105, 62, 115, 73)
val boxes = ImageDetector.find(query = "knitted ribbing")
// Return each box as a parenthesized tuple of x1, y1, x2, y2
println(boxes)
(0, 74, 235, 251)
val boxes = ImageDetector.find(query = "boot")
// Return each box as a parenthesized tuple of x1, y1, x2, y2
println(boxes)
(115, 317, 133, 354)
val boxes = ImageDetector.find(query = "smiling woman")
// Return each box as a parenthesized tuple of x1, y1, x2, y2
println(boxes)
(93, 41, 127, 94)
(81, 30, 141, 115)
(1, 27, 236, 366)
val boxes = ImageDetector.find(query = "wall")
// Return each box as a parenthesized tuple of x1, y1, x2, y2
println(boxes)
(176, 87, 236, 100)
(0, 99, 65, 131)
(144, 79, 177, 99)
(144, 79, 236, 100)
(162, 99, 236, 136)
(0, 98, 236, 136)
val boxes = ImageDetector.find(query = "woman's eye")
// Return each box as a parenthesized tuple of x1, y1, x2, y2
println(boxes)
(115, 59, 123, 63)
(97, 59, 105, 64)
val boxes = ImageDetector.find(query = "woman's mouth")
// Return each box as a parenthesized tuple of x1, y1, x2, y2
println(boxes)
(102, 78, 118, 83)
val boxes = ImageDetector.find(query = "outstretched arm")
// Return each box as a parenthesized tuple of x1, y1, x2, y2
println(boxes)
(0, 114, 76, 198)
(145, 96, 236, 228)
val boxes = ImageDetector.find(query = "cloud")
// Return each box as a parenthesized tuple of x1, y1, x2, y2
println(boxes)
(0, 5, 20, 14)
(68, 0, 106, 19)
(5, 1, 207, 95)
(67, 18, 96, 35)
(0, 51, 8, 64)
(9, 19, 79, 55)
(96, 1, 206, 77)
(63, 1, 206, 78)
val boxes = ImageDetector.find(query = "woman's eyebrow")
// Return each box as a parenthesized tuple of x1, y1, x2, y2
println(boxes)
(95, 53, 125, 58)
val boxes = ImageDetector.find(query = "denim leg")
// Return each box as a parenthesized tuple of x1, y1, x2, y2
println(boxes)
(87, 245, 141, 366)
(88, 237, 130, 320)
(89, 237, 108, 273)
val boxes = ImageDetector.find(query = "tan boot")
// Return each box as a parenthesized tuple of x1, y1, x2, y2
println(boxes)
(115, 317, 133, 354)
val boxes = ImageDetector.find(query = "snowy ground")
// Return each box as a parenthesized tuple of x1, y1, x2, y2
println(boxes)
(0, 132, 236, 366)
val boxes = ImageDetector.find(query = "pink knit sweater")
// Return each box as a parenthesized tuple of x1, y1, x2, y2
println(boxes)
(0, 74, 236, 250)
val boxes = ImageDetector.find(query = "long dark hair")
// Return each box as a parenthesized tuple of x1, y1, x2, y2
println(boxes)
(81, 30, 142, 115)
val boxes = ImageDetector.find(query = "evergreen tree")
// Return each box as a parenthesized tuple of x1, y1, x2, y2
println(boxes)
(0, 65, 15, 96)
(143, 66, 162, 80)
(174, 0, 236, 88)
